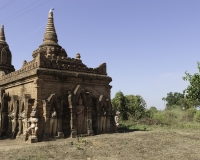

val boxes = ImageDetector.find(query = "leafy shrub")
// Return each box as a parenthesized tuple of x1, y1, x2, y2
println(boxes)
(163, 111, 178, 125)
(143, 109, 153, 119)
(181, 108, 196, 122)
(165, 105, 181, 111)
(194, 111, 200, 122)
(150, 109, 181, 125)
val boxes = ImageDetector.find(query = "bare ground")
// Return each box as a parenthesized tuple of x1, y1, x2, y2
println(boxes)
(0, 129, 200, 160)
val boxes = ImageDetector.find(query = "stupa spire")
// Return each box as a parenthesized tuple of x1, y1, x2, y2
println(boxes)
(0, 25, 6, 41)
(0, 25, 15, 74)
(43, 8, 58, 45)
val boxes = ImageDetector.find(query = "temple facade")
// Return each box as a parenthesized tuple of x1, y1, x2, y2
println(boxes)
(0, 10, 113, 142)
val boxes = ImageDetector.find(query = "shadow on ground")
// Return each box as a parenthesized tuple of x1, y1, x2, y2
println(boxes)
(117, 125, 149, 133)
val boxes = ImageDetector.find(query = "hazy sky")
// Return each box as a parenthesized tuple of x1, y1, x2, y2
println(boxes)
(1, 0, 200, 110)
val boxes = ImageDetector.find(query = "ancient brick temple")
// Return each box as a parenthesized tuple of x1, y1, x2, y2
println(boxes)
(0, 10, 113, 142)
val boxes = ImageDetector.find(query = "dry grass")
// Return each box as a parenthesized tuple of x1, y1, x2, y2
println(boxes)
(0, 129, 200, 160)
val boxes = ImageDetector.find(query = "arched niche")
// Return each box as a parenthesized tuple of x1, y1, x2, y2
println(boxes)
(97, 95, 112, 134)
(44, 94, 61, 118)
(73, 85, 94, 135)
(19, 94, 34, 119)
(75, 86, 87, 132)
(16, 94, 34, 138)
(91, 97, 98, 134)
(7, 95, 19, 138)
(74, 85, 87, 107)
(0, 92, 9, 136)
(97, 95, 107, 114)
(42, 94, 64, 140)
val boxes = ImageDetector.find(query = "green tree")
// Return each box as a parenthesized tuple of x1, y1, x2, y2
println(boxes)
(111, 91, 128, 120)
(183, 62, 200, 106)
(165, 92, 184, 108)
(149, 106, 158, 113)
(177, 98, 199, 110)
(126, 94, 147, 120)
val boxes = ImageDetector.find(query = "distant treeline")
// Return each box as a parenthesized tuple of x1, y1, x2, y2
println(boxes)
(112, 62, 200, 127)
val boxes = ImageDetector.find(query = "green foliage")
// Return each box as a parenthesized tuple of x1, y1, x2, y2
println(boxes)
(163, 90, 199, 110)
(77, 145, 81, 150)
(177, 98, 199, 110)
(125, 95, 147, 120)
(181, 108, 197, 122)
(143, 109, 153, 119)
(164, 92, 184, 107)
(151, 109, 179, 125)
(112, 89, 200, 131)
(119, 107, 200, 130)
(165, 104, 181, 111)
(149, 106, 158, 113)
(112, 92, 148, 120)
(111, 91, 128, 120)
(194, 111, 200, 122)
(183, 62, 200, 103)
(163, 111, 178, 124)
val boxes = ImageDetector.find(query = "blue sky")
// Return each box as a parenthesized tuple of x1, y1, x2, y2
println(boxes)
(1, 0, 200, 110)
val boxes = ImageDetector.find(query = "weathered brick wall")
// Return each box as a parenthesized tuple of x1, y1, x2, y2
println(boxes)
(5, 78, 37, 100)
(36, 72, 111, 138)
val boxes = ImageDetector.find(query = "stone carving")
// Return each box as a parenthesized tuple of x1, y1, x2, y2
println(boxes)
(49, 107, 58, 137)
(16, 95, 33, 140)
(114, 111, 120, 132)
(68, 91, 77, 138)
(85, 92, 93, 135)
(100, 106, 107, 133)
(25, 108, 38, 141)
(42, 94, 64, 140)
(18, 110, 26, 135)
(76, 96, 85, 134)
(7, 96, 19, 138)
(7, 106, 17, 138)
(97, 95, 109, 134)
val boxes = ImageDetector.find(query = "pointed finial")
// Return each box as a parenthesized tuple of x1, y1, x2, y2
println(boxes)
(42, 8, 58, 45)
(0, 25, 5, 41)
(48, 8, 54, 18)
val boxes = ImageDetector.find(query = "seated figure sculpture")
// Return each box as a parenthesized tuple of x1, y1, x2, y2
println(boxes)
(114, 111, 120, 132)
(49, 107, 58, 137)
(25, 108, 38, 138)
(76, 96, 85, 134)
